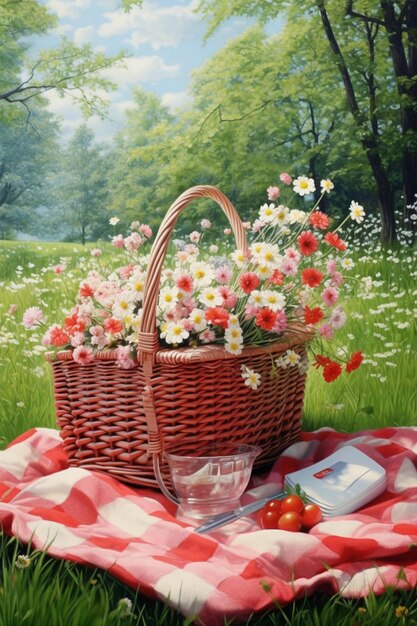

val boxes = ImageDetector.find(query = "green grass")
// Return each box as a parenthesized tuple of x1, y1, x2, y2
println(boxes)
(0, 235, 416, 624)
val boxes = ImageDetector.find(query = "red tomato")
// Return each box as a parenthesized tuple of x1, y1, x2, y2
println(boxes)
(260, 509, 280, 529)
(280, 494, 304, 514)
(278, 511, 302, 532)
(264, 499, 282, 514)
(301, 503, 323, 529)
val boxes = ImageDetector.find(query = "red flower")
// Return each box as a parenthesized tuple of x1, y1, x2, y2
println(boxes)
(268, 269, 285, 286)
(323, 361, 343, 383)
(64, 312, 86, 335)
(104, 318, 124, 334)
(309, 211, 330, 229)
(49, 325, 70, 347)
(301, 268, 324, 288)
(324, 231, 346, 251)
(297, 231, 319, 256)
(304, 306, 324, 325)
(346, 351, 363, 372)
(205, 306, 230, 329)
(79, 282, 94, 298)
(255, 307, 278, 331)
(239, 271, 260, 294)
(313, 354, 331, 369)
(175, 274, 194, 293)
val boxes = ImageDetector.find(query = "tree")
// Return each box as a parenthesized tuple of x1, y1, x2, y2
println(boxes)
(197, 0, 417, 244)
(0, 0, 125, 122)
(50, 125, 111, 244)
(0, 108, 60, 239)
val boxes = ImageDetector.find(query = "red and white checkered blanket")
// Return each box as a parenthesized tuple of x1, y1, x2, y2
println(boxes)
(1, 427, 417, 624)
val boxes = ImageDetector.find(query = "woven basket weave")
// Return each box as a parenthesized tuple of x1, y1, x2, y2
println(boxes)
(50, 185, 310, 488)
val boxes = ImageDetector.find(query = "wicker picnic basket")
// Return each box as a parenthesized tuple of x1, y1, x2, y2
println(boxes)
(50, 185, 310, 488)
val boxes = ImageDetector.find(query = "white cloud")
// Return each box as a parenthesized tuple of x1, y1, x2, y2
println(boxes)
(47, 0, 91, 19)
(98, 0, 200, 50)
(73, 25, 96, 46)
(101, 56, 180, 85)
(161, 90, 189, 113)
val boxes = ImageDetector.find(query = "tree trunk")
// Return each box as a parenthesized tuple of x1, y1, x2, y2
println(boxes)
(316, 0, 397, 244)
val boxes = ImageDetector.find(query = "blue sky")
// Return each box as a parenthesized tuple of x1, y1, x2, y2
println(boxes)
(36, 0, 282, 142)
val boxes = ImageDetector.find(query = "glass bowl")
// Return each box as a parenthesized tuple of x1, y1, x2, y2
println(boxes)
(161, 443, 261, 520)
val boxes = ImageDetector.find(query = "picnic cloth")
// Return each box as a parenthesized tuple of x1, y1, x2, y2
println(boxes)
(1, 426, 417, 625)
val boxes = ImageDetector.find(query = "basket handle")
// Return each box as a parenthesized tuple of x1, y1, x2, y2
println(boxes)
(138, 185, 249, 367)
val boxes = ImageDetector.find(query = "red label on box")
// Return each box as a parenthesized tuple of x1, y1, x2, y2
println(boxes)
(314, 467, 334, 479)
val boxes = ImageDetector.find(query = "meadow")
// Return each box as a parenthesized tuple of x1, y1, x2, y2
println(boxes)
(0, 213, 416, 625)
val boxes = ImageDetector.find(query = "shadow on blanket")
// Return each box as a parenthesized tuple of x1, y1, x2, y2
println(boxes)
(1, 426, 417, 625)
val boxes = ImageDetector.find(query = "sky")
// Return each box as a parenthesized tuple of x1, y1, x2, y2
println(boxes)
(34, 0, 282, 143)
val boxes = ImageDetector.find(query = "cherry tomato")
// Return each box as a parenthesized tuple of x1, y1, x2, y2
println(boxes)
(260, 509, 280, 529)
(301, 503, 323, 529)
(278, 511, 302, 532)
(280, 494, 304, 514)
(264, 499, 282, 514)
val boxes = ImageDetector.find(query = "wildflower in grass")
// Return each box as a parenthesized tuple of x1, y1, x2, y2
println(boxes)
(310, 210, 330, 229)
(241, 365, 261, 390)
(109, 216, 120, 225)
(301, 268, 323, 288)
(293, 175, 315, 196)
(346, 351, 364, 372)
(91, 248, 102, 257)
(117, 597, 133, 618)
(189, 231, 200, 243)
(349, 201, 366, 223)
(321, 286, 339, 307)
(267, 186, 280, 201)
(320, 179, 334, 193)
(111, 234, 124, 249)
(323, 360, 342, 382)
(15, 554, 32, 569)
(22, 306, 44, 329)
(54, 264, 66, 274)
(298, 231, 319, 256)
(16, 401, 25, 408)
(239, 272, 260, 294)
(73, 345, 94, 365)
(324, 231, 347, 251)
(329, 307, 347, 329)
(201, 218, 211, 229)
(341, 258, 355, 270)
(318, 323, 333, 339)
(395, 605, 409, 618)
(279, 172, 292, 185)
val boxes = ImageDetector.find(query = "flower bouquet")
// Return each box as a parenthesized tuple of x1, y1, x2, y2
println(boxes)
(24, 178, 364, 487)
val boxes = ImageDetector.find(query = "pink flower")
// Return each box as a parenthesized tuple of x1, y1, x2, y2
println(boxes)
(54, 264, 66, 274)
(111, 234, 124, 249)
(23, 306, 44, 329)
(175, 274, 194, 293)
(124, 233, 143, 251)
(329, 306, 347, 329)
(244, 304, 259, 319)
(267, 186, 280, 201)
(189, 231, 201, 243)
(130, 221, 141, 230)
(139, 224, 152, 238)
(285, 247, 301, 263)
(91, 248, 102, 257)
(218, 286, 238, 309)
(215, 265, 233, 284)
(200, 219, 211, 229)
(224, 228, 231, 235)
(200, 329, 216, 343)
(90, 326, 108, 349)
(73, 345, 95, 365)
(272, 310, 287, 333)
(119, 264, 135, 279)
(330, 271, 344, 287)
(280, 258, 298, 276)
(279, 172, 292, 185)
(327, 259, 338, 274)
(116, 345, 136, 369)
(242, 221, 251, 230)
(318, 323, 334, 339)
(252, 219, 265, 233)
(70, 332, 85, 347)
(321, 286, 339, 307)
(177, 251, 188, 262)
